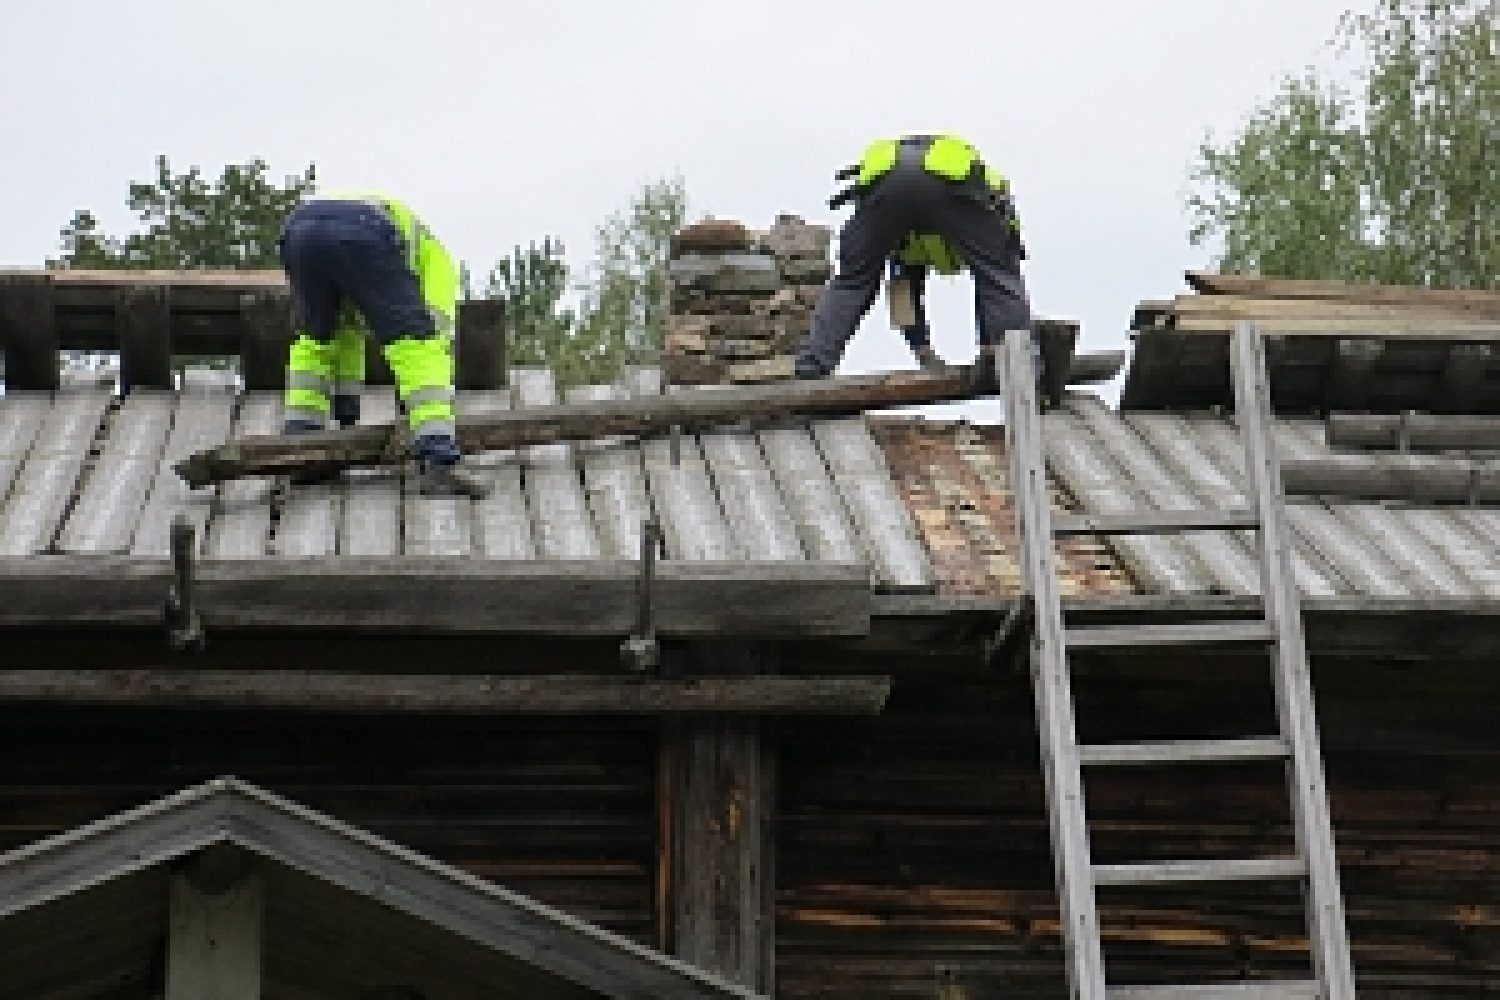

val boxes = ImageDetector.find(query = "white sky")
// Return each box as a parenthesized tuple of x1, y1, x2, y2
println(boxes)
(1, 0, 1354, 404)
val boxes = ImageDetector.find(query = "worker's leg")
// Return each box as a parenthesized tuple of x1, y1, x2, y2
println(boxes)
(796, 180, 916, 378)
(278, 207, 344, 433)
(328, 319, 366, 428)
(922, 183, 1032, 345)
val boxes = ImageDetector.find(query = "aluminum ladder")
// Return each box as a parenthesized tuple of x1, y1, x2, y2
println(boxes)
(997, 322, 1355, 999)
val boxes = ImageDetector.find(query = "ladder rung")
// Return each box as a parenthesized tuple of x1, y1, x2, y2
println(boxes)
(1109, 982, 1321, 1000)
(1053, 509, 1259, 536)
(1093, 857, 1306, 886)
(1066, 620, 1275, 649)
(1079, 738, 1291, 766)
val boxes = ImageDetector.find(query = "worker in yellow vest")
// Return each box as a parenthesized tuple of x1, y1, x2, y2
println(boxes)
(795, 134, 1032, 378)
(278, 192, 487, 496)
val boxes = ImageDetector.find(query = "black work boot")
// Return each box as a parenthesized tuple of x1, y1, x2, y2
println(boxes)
(415, 434, 490, 498)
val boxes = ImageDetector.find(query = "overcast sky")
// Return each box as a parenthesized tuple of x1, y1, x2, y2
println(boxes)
(2, 0, 1355, 397)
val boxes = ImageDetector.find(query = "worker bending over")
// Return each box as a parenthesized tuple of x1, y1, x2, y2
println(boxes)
(279, 191, 486, 496)
(795, 134, 1032, 378)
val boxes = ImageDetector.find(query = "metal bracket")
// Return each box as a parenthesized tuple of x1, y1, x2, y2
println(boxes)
(165, 514, 205, 651)
(620, 517, 668, 673)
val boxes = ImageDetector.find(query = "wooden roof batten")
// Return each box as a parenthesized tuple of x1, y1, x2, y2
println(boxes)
(1124, 272, 1500, 413)
(0, 776, 766, 1000)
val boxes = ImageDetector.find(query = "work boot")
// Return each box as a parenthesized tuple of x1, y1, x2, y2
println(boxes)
(415, 434, 490, 498)
(912, 344, 946, 371)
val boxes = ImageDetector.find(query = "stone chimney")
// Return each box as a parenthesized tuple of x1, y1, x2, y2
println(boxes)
(664, 214, 831, 385)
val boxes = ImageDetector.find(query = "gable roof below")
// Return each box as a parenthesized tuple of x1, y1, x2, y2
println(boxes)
(0, 777, 762, 1000)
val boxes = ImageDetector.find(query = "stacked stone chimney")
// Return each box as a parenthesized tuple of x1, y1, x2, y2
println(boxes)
(664, 214, 831, 385)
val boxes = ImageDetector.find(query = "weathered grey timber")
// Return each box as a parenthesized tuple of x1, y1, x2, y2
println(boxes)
(164, 863, 262, 1000)
(1282, 454, 1500, 503)
(132, 387, 237, 558)
(54, 390, 174, 554)
(0, 392, 51, 500)
(0, 777, 765, 1000)
(757, 424, 864, 564)
(340, 389, 403, 556)
(629, 369, 739, 562)
(1326, 412, 1500, 451)
(0, 388, 110, 555)
(811, 418, 934, 592)
(0, 670, 891, 715)
(568, 383, 651, 561)
(174, 364, 1002, 487)
(0, 557, 870, 636)
(205, 393, 280, 559)
(699, 422, 805, 562)
(513, 368, 602, 559)
(463, 390, 537, 559)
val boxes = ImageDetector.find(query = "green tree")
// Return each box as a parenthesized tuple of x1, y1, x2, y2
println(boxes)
(577, 176, 688, 363)
(476, 177, 690, 388)
(53, 155, 317, 269)
(1190, 0, 1498, 289)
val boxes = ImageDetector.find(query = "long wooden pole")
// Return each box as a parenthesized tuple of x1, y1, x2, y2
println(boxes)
(176, 364, 997, 486)
(1326, 413, 1500, 451)
(1281, 454, 1500, 503)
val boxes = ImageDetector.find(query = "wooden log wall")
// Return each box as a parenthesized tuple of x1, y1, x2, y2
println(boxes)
(776, 654, 1500, 999)
(3, 642, 1500, 996)
(0, 271, 506, 391)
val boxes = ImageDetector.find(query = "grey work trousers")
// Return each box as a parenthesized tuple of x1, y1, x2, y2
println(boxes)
(797, 157, 1032, 375)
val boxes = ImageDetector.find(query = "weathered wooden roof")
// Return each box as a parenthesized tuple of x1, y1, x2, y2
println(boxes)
(0, 371, 934, 590)
(0, 776, 762, 999)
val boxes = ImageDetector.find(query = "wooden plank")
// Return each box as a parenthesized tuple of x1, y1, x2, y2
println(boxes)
(338, 388, 402, 557)
(1171, 292, 1497, 323)
(699, 417, 805, 562)
(0, 670, 891, 715)
(175, 363, 1003, 487)
(164, 864, 262, 1000)
(132, 388, 237, 558)
(1079, 738, 1289, 766)
(1066, 620, 1275, 649)
(56, 391, 175, 554)
(404, 390, 475, 557)
(669, 708, 775, 989)
(997, 335, 1106, 997)
(1281, 454, 1500, 503)
(757, 424, 864, 564)
(0, 392, 52, 504)
(460, 389, 536, 559)
(1052, 510, 1258, 536)
(116, 284, 174, 391)
(1185, 270, 1500, 317)
(0, 557, 870, 636)
(811, 417, 933, 592)
(0, 272, 60, 390)
(1169, 316, 1500, 337)
(1092, 857, 1306, 887)
(1229, 323, 1355, 998)
(1110, 984, 1319, 1000)
(0, 389, 111, 556)
(1326, 411, 1500, 450)
(205, 393, 280, 559)
(627, 368, 739, 561)
(568, 383, 652, 560)
(511, 368, 602, 559)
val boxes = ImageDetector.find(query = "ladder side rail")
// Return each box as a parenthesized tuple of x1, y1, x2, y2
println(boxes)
(1229, 322, 1357, 998)
(998, 335, 1108, 999)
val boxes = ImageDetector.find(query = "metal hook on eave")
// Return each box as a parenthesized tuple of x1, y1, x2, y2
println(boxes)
(165, 514, 206, 652)
(620, 516, 668, 674)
